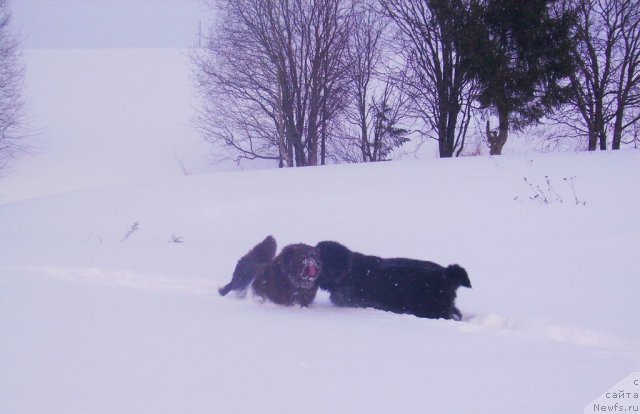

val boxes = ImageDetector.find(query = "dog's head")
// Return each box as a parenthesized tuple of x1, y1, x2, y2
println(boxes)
(315, 241, 352, 289)
(279, 244, 322, 290)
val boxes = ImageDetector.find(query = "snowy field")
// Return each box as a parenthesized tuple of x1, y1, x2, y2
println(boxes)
(0, 49, 639, 414)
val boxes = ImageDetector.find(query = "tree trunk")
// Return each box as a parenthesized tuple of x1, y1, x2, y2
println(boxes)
(320, 115, 327, 165)
(360, 98, 370, 161)
(587, 125, 597, 151)
(437, 74, 455, 158)
(444, 97, 461, 157)
(438, 108, 454, 158)
(590, 97, 606, 151)
(307, 81, 321, 166)
(320, 83, 329, 165)
(598, 129, 608, 150)
(612, 110, 624, 150)
(486, 109, 509, 155)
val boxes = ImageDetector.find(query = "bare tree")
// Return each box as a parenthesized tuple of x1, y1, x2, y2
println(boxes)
(0, 0, 26, 171)
(193, 0, 351, 167)
(379, 0, 475, 158)
(611, 0, 640, 149)
(622, 105, 640, 147)
(552, 0, 640, 150)
(336, 0, 410, 163)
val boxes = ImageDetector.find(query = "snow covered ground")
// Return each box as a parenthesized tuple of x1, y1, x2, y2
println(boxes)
(0, 49, 639, 413)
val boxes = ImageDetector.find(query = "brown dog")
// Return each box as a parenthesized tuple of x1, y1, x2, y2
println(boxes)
(252, 243, 321, 307)
(218, 235, 277, 296)
(219, 237, 321, 307)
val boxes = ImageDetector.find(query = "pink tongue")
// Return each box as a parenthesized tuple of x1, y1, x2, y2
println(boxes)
(307, 265, 318, 278)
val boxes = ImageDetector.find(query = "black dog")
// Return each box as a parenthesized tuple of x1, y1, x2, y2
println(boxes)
(316, 241, 471, 320)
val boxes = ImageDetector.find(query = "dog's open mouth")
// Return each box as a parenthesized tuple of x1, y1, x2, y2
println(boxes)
(297, 259, 320, 288)
(302, 259, 319, 279)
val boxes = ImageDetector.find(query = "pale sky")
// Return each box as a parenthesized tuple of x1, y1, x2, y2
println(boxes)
(10, 0, 206, 48)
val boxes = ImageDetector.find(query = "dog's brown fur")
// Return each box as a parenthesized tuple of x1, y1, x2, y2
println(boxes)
(252, 244, 321, 307)
(219, 238, 321, 307)
(218, 235, 277, 296)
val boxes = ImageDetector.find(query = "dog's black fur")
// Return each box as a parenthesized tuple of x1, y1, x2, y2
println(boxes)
(316, 241, 471, 320)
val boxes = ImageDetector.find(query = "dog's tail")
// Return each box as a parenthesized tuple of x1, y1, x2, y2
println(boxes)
(219, 235, 277, 296)
(252, 235, 278, 263)
(445, 264, 472, 289)
(218, 283, 234, 296)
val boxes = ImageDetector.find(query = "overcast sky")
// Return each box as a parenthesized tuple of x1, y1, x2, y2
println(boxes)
(11, 0, 206, 48)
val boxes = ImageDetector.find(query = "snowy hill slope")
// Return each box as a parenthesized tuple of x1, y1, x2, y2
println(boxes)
(1, 149, 638, 413)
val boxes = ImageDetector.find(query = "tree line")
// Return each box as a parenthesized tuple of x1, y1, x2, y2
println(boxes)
(0, 0, 636, 170)
(193, 0, 639, 166)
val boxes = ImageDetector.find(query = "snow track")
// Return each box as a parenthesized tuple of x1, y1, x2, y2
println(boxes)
(4, 263, 637, 360)
(1, 265, 217, 297)
(466, 313, 640, 356)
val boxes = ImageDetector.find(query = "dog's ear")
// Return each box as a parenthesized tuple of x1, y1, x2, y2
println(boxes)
(445, 264, 472, 288)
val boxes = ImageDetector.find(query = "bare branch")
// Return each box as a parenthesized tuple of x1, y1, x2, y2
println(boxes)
(193, 0, 352, 167)
(0, 0, 27, 172)
(379, 0, 476, 157)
